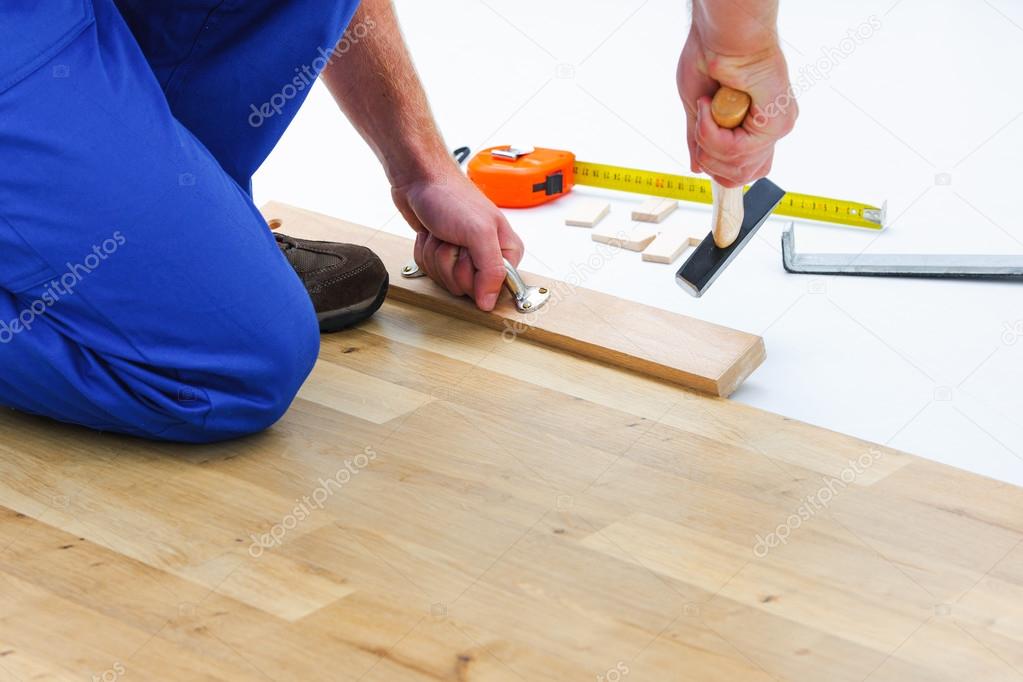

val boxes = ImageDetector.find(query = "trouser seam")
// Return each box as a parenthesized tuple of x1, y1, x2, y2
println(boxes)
(161, 0, 231, 105)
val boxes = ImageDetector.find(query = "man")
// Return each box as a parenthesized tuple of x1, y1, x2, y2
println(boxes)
(0, 0, 795, 442)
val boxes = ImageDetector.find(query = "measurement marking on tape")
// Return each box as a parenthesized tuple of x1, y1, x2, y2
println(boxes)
(574, 161, 884, 230)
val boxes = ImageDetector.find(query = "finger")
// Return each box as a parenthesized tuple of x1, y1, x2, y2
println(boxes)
(496, 217, 525, 267)
(747, 92, 798, 140)
(694, 98, 773, 185)
(682, 93, 701, 174)
(453, 247, 474, 294)
(687, 113, 701, 174)
(413, 229, 428, 271)
(695, 145, 769, 187)
(745, 153, 774, 185)
(706, 156, 771, 188)
(422, 233, 443, 284)
(705, 163, 768, 187)
(695, 98, 773, 164)
(698, 148, 771, 187)
(464, 222, 507, 311)
(425, 234, 458, 295)
(434, 240, 465, 297)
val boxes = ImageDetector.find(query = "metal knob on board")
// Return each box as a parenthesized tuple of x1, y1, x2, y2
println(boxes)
(401, 258, 550, 313)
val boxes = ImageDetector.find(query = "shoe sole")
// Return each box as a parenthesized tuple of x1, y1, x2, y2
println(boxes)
(316, 273, 390, 334)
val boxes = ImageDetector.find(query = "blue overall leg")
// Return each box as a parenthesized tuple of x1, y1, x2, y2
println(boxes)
(0, 0, 360, 442)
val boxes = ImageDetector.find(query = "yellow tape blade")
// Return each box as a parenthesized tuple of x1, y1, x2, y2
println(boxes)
(574, 161, 883, 230)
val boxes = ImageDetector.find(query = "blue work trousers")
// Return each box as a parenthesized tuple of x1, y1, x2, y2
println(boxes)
(0, 0, 361, 441)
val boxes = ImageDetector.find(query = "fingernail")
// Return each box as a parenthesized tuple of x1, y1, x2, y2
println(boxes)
(481, 293, 498, 311)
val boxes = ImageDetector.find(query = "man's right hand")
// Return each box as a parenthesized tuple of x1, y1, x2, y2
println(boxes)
(678, 1, 797, 188)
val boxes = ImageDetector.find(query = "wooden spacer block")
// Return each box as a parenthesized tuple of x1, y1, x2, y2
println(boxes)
(632, 198, 678, 223)
(642, 226, 704, 264)
(591, 225, 658, 252)
(565, 200, 611, 228)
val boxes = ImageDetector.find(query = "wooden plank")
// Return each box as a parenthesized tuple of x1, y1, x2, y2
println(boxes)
(0, 299, 1020, 682)
(261, 201, 765, 397)
(564, 199, 610, 227)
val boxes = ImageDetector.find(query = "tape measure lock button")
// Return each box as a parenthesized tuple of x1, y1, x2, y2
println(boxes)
(533, 172, 564, 197)
(491, 145, 535, 161)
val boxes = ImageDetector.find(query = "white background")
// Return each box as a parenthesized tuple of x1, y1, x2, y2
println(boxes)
(254, 0, 1023, 487)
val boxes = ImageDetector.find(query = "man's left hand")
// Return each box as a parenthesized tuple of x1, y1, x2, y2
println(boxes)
(392, 169, 524, 312)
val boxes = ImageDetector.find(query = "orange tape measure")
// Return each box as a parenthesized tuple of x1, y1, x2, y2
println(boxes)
(467, 146, 575, 208)
(466, 145, 885, 230)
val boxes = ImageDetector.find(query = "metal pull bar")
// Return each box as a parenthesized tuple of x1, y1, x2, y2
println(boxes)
(401, 258, 550, 313)
(781, 226, 1023, 280)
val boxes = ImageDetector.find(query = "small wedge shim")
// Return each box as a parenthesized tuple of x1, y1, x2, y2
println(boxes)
(643, 226, 704, 264)
(565, 200, 610, 228)
(632, 198, 678, 223)
(591, 225, 658, 252)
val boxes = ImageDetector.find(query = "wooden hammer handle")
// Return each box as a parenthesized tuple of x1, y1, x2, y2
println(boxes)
(710, 87, 752, 248)
(711, 86, 752, 130)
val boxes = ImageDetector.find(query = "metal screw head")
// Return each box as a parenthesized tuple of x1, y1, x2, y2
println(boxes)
(402, 265, 414, 274)
(539, 287, 548, 294)
(522, 302, 532, 309)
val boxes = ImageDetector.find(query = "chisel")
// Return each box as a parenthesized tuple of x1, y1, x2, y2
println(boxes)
(673, 87, 787, 296)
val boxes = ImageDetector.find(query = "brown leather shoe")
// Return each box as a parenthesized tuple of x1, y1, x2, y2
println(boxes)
(275, 233, 389, 333)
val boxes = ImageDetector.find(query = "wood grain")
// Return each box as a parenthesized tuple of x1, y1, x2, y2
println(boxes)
(262, 202, 765, 397)
(0, 296, 1020, 681)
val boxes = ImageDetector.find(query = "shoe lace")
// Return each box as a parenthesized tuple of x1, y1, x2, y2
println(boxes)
(275, 233, 297, 252)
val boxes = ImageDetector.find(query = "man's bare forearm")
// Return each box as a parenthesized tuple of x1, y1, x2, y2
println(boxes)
(320, 0, 453, 187)
(691, 0, 779, 56)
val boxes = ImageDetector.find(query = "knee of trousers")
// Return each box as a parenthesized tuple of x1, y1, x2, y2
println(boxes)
(158, 293, 321, 444)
